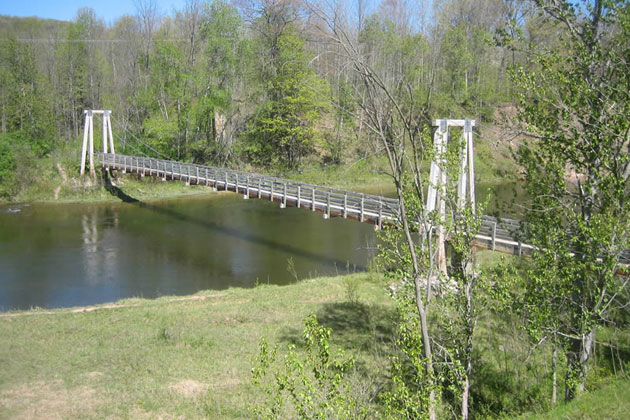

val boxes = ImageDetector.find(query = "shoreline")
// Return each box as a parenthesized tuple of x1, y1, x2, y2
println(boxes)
(0, 273, 389, 419)
(0, 291, 232, 318)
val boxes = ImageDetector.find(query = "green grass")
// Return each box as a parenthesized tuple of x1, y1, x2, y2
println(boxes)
(0, 274, 394, 419)
(520, 378, 630, 420)
(283, 156, 394, 193)
(1, 266, 627, 419)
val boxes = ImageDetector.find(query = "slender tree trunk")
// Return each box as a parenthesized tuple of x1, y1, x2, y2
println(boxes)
(400, 196, 436, 420)
(462, 375, 469, 420)
(414, 278, 437, 420)
(578, 330, 595, 393)
(552, 344, 558, 405)
(1, 96, 5, 133)
(565, 329, 594, 401)
(462, 297, 473, 420)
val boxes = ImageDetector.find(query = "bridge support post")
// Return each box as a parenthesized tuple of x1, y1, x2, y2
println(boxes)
(324, 192, 331, 219)
(105, 110, 115, 154)
(360, 194, 365, 222)
(81, 110, 115, 177)
(427, 118, 477, 277)
(280, 184, 287, 208)
(297, 186, 301, 208)
(80, 111, 91, 176)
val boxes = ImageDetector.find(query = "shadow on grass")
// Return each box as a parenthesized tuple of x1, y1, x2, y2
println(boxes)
(103, 172, 367, 271)
(278, 301, 397, 359)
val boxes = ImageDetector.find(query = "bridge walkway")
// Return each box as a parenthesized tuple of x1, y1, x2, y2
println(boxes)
(97, 152, 554, 259)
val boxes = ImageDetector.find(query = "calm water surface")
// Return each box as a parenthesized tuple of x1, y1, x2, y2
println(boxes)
(0, 194, 378, 311)
(0, 182, 524, 311)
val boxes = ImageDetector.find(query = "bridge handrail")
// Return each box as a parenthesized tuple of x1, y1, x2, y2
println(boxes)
(96, 153, 402, 219)
(96, 153, 399, 202)
(95, 152, 529, 225)
(94, 153, 630, 264)
(96, 152, 544, 254)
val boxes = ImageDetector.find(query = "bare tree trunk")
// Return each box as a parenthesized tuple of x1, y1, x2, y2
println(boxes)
(565, 329, 594, 401)
(578, 330, 595, 393)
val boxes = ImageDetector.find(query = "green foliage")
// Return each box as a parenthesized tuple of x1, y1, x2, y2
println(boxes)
(201, 0, 243, 113)
(509, 0, 630, 401)
(141, 115, 179, 159)
(380, 295, 435, 420)
(0, 37, 54, 155)
(244, 28, 329, 170)
(251, 314, 364, 420)
(0, 135, 17, 198)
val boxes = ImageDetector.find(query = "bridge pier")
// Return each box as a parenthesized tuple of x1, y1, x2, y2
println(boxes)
(280, 184, 287, 208)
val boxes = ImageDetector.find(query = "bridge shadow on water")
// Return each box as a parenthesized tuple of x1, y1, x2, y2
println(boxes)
(104, 175, 368, 272)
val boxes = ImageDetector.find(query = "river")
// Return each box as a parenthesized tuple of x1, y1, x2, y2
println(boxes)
(0, 183, 524, 311)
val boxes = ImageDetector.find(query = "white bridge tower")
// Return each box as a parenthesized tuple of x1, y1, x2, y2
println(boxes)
(80, 110, 115, 176)
(426, 118, 476, 273)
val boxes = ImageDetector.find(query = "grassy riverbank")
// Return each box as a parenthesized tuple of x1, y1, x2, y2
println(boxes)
(2, 269, 628, 419)
(0, 274, 392, 419)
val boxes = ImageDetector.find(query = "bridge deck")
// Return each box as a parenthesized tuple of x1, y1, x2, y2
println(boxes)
(96, 152, 630, 263)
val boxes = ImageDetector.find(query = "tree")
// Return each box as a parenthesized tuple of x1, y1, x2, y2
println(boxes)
(309, 3, 488, 418)
(192, 0, 247, 164)
(0, 37, 53, 154)
(510, 0, 630, 401)
(55, 9, 103, 139)
(244, 26, 328, 169)
(0, 135, 17, 198)
(143, 36, 188, 159)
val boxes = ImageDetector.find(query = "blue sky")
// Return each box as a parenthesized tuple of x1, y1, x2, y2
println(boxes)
(0, 0, 187, 24)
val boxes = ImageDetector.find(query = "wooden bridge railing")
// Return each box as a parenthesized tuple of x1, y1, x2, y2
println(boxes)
(97, 152, 401, 228)
(96, 152, 540, 257)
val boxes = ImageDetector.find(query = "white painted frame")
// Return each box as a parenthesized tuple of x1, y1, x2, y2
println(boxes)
(80, 110, 115, 176)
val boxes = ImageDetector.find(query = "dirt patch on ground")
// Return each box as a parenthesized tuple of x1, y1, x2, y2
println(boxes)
(54, 162, 69, 200)
(209, 376, 242, 390)
(169, 380, 208, 398)
(0, 380, 100, 419)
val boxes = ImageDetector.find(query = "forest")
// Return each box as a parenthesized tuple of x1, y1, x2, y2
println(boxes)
(0, 0, 522, 197)
(1, 0, 630, 419)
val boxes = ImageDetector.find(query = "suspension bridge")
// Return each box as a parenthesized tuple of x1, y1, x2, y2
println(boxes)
(78, 109, 544, 260)
(94, 151, 532, 257)
(76, 109, 630, 265)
